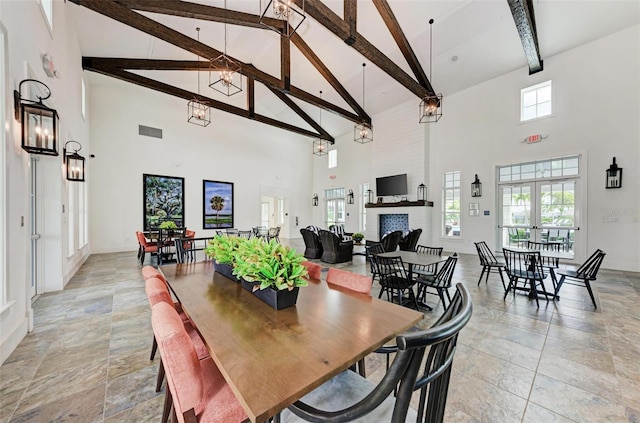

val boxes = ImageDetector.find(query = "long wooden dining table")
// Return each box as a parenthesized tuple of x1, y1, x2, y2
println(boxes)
(160, 261, 423, 423)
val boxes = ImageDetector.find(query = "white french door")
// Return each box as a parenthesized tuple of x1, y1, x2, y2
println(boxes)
(499, 179, 579, 258)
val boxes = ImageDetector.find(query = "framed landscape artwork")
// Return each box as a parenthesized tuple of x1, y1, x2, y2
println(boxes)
(143, 174, 185, 230)
(203, 180, 234, 229)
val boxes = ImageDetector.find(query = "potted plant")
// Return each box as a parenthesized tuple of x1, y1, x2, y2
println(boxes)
(352, 233, 364, 243)
(233, 238, 308, 309)
(158, 220, 178, 236)
(205, 235, 243, 282)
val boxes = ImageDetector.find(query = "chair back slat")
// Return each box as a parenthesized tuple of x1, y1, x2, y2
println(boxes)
(527, 241, 560, 267)
(375, 255, 408, 280)
(432, 255, 458, 289)
(576, 249, 606, 279)
(474, 241, 498, 265)
(416, 245, 443, 256)
(502, 248, 545, 280)
(365, 243, 384, 275)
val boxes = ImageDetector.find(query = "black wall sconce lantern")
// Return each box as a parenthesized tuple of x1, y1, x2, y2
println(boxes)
(347, 189, 354, 204)
(471, 174, 482, 197)
(14, 79, 59, 156)
(417, 183, 427, 202)
(606, 157, 622, 189)
(312, 193, 318, 206)
(63, 141, 86, 182)
(366, 189, 374, 204)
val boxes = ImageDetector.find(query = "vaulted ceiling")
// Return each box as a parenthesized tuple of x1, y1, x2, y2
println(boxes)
(68, 0, 639, 142)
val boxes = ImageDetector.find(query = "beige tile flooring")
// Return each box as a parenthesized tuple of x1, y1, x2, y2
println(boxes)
(1, 240, 638, 422)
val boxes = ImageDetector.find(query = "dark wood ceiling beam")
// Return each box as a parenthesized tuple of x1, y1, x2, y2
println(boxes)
(344, 0, 357, 45)
(81, 57, 363, 124)
(84, 64, 327, 140)
(113, 0, 284, 30)
(507, 0, 543, 74)
(267, 87, 333, 143)
(281, 36, 291, 91)
(291, 0, 433, 97)
(290, 33, 370, 124)
(70, 1, 363, 123)
(371, 0, 430, 88)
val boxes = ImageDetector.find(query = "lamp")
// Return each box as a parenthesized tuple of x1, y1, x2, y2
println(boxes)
(417, 183, 427, 202)
(312, 193, 318, 206)
(605, 157, 622, 189)
(259, 0, 306, 38)
(419, 19, 443, 123)
(354, 63, 373, 143)
(14, 79, 59, 156)
(471, 174, 482, 197)
(188, 27, 211, 127)
(209, 0, 242, 97)
(63, 141, 85, 182)
(347, 189, 354, 204)
(366, 189, 374, 204)
(313, 90, 329, 156)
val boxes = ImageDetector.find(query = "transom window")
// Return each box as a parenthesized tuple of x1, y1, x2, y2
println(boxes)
(521, 80, 551, 122)
(39, 0, 53, 32)
(442, 171, 461, 237)
(499, 156, 579, 183)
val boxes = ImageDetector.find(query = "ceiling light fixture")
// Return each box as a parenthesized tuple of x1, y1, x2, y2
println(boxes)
(354, 63, 373, 144)
(419, 18, 443, 123)
(259, 0, 306, 39)
(188, 27, 211, 127)
(210, 0, 242, 96)
(313, 90, 329, 156)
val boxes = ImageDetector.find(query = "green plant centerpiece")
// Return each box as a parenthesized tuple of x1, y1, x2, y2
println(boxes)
(158, 221, 178, 230)
(233, 239, 308, 291)
(205, 235, 243, 282)
(352, 232, 364, 242)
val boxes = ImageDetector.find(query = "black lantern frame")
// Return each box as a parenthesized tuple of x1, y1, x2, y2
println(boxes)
(366, 189, 374, 204)
(605, 157, 622, 189)
(419, 93, 443, 123)
(312, 193, 318, 206)
(417, 183, 427, 202)
(471, 174, 482, 197)
(347, 189, 354, 204)
(14, 79, 59, 156)
(63, 141, 86, 182)
(259, 0, 306, 38)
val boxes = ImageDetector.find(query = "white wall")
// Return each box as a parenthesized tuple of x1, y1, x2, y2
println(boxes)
(429, 25, 640, 271)
(1, 0, 90, 363)
(89, 79, 313, 253)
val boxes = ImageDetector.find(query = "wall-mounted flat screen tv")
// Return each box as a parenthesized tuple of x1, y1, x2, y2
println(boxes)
(376, 174, 408, 196)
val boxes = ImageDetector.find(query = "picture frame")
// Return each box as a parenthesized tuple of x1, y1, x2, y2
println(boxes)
(203, 180, 234, 229)
(469, 202, 479, 217)
(143, 174, 185, 230)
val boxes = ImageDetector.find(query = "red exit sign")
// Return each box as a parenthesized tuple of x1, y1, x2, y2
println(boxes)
(522, 134, 547, 144)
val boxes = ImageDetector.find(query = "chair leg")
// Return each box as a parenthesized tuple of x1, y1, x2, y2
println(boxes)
(498, 268, 506, 291)
(555, 275, 566, 297)
(529, 279, 540, 308)
(437, 289, 447, 308)
(584, 280, 597, 308)
(156, 357, 165, 392)
(162, 386, 172, 423)
(140, 250, 145, 265)
(477, 266, 486, 286)
(150, 335, 158, 360)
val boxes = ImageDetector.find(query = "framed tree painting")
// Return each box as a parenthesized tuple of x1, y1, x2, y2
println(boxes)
(203, 180, 234, 229)
(143, 174, 185, 230)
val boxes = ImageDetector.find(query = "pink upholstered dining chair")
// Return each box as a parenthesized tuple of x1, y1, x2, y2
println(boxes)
(326, 267, 372, 295)
(302, 261, 322, 280)
(151, 301, 248, 423)
(142, 265, 166, 282)
(137, 231, 159, 265)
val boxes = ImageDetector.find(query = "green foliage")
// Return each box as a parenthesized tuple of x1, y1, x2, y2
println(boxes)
(233, 239, 308, 291)
(158, 221, 178, 230)
(205, 235, 242, 265)
(352, 233, 364, 242)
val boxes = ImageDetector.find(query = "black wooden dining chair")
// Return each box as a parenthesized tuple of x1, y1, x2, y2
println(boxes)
(365, 243, 384, 285)
(555, 249, 606, 308)
(373, 255, 419, 310)
(412, 245, 444, 279)
(502, 248, 548, 308)
(281, 283, 473, 423)
(416, 254, 457, 309)
(474, 241, 506, 290)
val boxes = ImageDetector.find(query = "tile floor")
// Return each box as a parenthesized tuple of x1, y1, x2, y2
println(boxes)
(1, 240, 638, 423)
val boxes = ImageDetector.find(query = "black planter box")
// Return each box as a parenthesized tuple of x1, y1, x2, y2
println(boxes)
(240, 279, 299, 310)
(214, 261, 239, 282)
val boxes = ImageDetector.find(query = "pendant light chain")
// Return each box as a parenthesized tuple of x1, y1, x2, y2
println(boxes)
(224, 0, 228, 56)
(362, 63, 366, 109)
(429, 18, 433, 83)
(196, 27, 201, 95)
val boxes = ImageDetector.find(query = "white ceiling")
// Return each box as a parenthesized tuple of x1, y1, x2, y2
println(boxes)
(69, 0, 640, 138)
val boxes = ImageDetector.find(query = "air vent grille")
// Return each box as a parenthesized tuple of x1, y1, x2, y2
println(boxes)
(138, 125, 163, 139)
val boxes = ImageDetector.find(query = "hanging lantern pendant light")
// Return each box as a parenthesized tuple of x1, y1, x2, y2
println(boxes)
(188, 27, 211, 127)
(210, 0, 242, 96)
(354, 63, 373, 144)
(419, 18, 443, 123)
(313, 90, 329, 156)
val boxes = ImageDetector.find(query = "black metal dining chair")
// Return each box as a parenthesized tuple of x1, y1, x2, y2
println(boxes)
(412, 245, 444, 279)
(502, 248, 549, 308)
(281, 283, 473, 423)
(555, 249, 606, 308)
(416, 254, 457, 309)
(365, 243, 385, 285)
(474, 241, 506, 290)
(373, 255, 419, 310)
